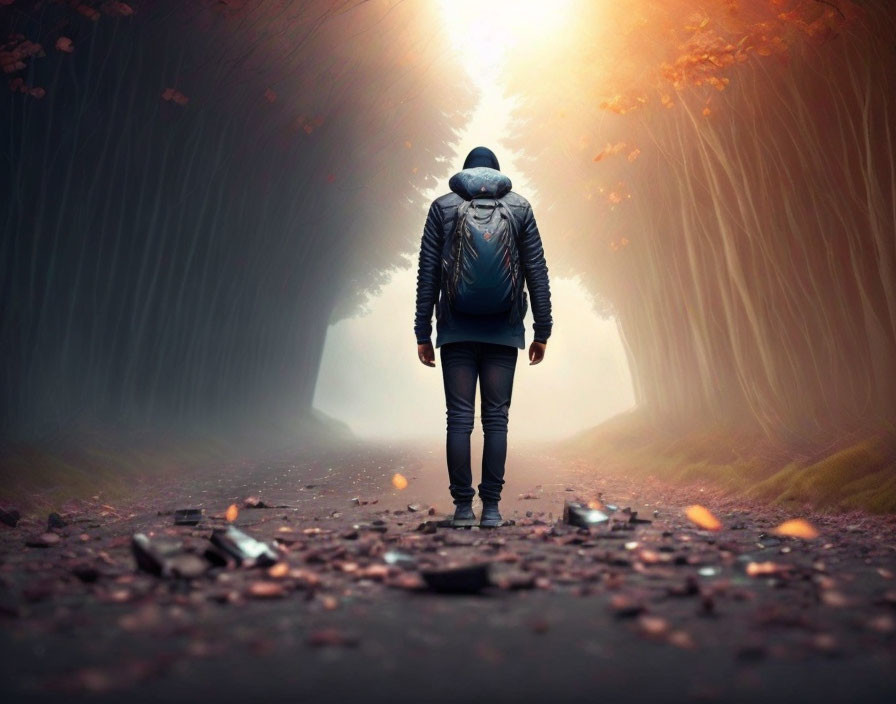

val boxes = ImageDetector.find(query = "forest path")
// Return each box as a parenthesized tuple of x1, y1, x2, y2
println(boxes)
(1, 437, 895, 703)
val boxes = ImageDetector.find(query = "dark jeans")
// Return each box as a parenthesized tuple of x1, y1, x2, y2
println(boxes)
(439, 340, 519, 505)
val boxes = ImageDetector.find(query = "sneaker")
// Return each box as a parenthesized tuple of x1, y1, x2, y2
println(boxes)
(451, 501, 476, 527)
(480, 500, 503, 528)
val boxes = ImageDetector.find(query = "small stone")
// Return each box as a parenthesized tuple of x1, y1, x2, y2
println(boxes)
(26, 532, 61, 548)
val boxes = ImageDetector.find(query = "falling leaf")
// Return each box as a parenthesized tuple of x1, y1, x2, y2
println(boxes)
(55, 37, 74, 53)
(627, 148, 640, 162)
(225, 504, 239, 522)
(404, 140, 412, 148)
(391, 473, 408, 490)
(702, 106, 712, 116)
(772, 518, 819, 539)
(685, 505, 722, 531)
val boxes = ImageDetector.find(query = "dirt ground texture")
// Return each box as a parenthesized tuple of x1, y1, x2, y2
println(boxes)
(1, 436, 895, 704)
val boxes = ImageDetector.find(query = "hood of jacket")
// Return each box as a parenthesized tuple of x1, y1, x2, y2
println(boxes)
(448, 166, 512, 201)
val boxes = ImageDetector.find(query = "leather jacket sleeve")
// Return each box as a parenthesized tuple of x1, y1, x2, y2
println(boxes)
(520, 204, 553, 343)
(414, 201, 443, 344)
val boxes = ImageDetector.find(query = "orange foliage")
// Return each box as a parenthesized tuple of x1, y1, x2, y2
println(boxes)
(161, 87, 189, 106)
(55, 37, 74, 53)
(585, 1, 858, 114)
(391, 473, 408, 490)
(772, 518, 819, 539)
(684, 504, 722, 531)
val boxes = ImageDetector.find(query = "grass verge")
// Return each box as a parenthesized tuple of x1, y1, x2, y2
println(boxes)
(551, 409, 896, 514)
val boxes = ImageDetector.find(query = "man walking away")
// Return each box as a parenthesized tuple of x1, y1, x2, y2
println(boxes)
(414, 146, 553, 528)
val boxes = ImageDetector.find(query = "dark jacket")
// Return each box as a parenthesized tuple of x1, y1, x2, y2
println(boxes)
(414, 167, 553, 349)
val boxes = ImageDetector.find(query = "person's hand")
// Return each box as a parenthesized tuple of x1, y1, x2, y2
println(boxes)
(529, 340, 546, 365)
(417, 341, 435, 367)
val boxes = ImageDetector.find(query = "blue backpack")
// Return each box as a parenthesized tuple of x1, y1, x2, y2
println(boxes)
(445, 197, 522, 316)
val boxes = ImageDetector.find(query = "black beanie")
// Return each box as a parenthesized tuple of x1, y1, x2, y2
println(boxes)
(463, 146, 500, 170)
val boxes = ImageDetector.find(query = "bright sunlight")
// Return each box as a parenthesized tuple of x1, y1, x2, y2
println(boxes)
(436, 0, 575, 85)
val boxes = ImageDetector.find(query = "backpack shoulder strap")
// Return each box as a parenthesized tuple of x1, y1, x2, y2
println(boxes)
(496, 198, 521, 248)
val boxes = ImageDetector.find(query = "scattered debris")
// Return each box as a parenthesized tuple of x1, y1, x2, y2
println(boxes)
(247, 581, 286, 599)
(307, 628, 360, 647)
(421, 563, 491, 594)
(72, 564, 101, 583)
(208, 526, 278, 567)
(131, 534, 181, 576)
(26, 532, 61, 548)
(491, 569, 537, 590)
(563, 501, 609, 528)
(173, 509, 203, 526)
(745, 561, 790, 577)
(0, 507, 21, 527)
(609, 593, 645, 617)
(131, 533, 208, 579)
(383, 550, 416, 568)
(637, 615, 669, 639)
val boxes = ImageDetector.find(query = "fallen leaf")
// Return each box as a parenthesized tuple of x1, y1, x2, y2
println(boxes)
(225, 504, 239, 522)
(638, 615, 669, 638)
(248, 581, 286, 598)
(746, 561, 788, 577)
(307, 628, 359, 647)
(267, 562, 289, 578)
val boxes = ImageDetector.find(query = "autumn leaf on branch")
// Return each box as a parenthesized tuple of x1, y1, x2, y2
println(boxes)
(55, 37, 75, 53)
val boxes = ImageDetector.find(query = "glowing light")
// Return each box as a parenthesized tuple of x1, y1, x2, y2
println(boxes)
(436, 0, 574, 86)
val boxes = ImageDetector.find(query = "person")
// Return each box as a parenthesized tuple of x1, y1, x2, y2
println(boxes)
(414, 146, 553, 528)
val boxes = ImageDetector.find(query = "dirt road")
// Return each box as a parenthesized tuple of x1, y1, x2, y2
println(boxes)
(1, 436, 895, 703)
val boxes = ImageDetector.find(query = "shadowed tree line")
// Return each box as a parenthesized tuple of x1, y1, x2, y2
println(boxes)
(0, 0, 475, 442)
(504, 0, 896, 450)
